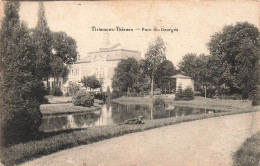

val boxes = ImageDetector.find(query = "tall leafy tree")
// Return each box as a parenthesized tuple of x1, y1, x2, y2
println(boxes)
(33, 2, 53, 81)
(0, 2, 44, 145)
(144, 37, 166, 96)
(112, 57, 140, 93)
(207, 22, 259, 99)
(52, 31, 78, 64)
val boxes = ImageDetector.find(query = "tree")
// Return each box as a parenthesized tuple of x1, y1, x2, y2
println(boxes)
(178, 53, 213, 96)
(154, 59, 176, 90)
(144, 37, 166, 96)
(33, 2, 78, 89)
(50, 56, 69, 85)
(207, 22, 259, 99)
(33, 2, 53, 81)
(81, 75, 102, 91)
(0, 2, 44, 145)
(112, 57, 140, 93)
(52, 31, 78, 64)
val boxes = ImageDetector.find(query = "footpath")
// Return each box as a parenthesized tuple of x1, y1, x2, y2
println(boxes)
(21, 111, 260, 166)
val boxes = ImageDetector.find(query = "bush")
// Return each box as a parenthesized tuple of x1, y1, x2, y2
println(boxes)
(152, 97, 165, 107)
(111, 89, 123, 99)
(233, 131, 260, 166)
(72, 90, 94, 107)
(250, 85, 260, 106)
(175, 86, 194, 101)
(174, 85, 183, 101)
(182, 88, 194, 101)
(67, 83, 80, 96)
(51, 86, 63, 96)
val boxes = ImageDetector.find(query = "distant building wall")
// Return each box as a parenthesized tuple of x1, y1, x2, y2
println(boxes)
(64, 42, 141, 92)
(176, 78, 194, 91)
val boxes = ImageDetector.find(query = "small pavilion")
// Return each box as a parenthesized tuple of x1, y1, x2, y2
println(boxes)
(163, 74, 194, 93)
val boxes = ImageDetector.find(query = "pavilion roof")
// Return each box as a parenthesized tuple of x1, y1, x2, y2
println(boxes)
(163, 74, 192, 79)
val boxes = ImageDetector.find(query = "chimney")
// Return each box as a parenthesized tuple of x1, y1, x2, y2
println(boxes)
(102, 32, 110, 45)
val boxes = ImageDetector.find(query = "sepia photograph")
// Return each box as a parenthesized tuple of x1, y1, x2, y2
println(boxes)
(0, 1, 259, 166)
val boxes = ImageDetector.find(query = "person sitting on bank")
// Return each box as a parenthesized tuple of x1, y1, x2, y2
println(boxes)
(124, 115, 144, 125)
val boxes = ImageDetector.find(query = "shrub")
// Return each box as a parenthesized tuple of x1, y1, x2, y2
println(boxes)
(174, 85, 183, 101)
(67, 83, 80, 96)
(182, 88, 194, 101)
(111, 89, 123, 99)
(175, 86, 194, 101)
(65, 92, 69, 97)
(51, 86, 63, 96)
(152, 97, 165, 107)
(233, 131, 260, 166)
(250, 85, 260, 106)
(72, 90, 94, 107)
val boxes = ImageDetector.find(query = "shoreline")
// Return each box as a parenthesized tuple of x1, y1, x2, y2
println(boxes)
(112, 96, 253, 111)
(40, 103, 102, 115)
(1, 96, 259, 166)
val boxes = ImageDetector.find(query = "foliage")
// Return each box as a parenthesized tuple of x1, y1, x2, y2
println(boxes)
(32, 2, 53, 80)
(32, 2, 77, 86)
(105, 86, 112, 101)
(81, 75, 101, 91)
(72, 90, 94, 107)
(152, 97, 165, 107)
(51, 86, 63, 96)
(0, 2, 44, 145)
(52, 31, 77, 64)
(174, 85, 183, 101)
(207, 22, 259, 100)
(111, 89, 123, 99)
(250, 85, 260, 106)
(182, 88, 194, 101)
(233, 131, 260, 166)
(178, 53, 211, 95)
(112, 57, 140, 93)
(67, 82, 80, 96)
(154, 59, 176, 90)
(50, 56, 69, 84)
(144, 37, 167, 96)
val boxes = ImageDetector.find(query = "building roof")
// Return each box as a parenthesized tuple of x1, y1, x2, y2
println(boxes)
(163, 74, 192, 79)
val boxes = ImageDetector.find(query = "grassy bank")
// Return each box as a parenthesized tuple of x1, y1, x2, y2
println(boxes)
(113, 96, 253, 111)
(1, 108, 258, 166)
(40, 103, 101, 115)
(233, 131, 260, 166)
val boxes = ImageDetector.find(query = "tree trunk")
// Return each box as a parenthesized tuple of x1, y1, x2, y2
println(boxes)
(150, 75, 154, 97)
(47, 77, 49, 89)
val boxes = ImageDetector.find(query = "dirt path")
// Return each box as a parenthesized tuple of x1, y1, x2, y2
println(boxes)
(21, 112, 260, 166)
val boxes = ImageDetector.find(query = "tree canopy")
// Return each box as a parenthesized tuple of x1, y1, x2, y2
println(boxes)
(81, 75, 102, 91)
(112, 57, 140, 93)
(0, 2, 44, 145)
(207, 22, 259, 99)
(144, 36, 167, 96)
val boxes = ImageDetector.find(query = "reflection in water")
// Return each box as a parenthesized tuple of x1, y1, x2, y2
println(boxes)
(40, 103, 226, 132)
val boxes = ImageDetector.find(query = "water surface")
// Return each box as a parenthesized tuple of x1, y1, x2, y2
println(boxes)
(40, 103, 226, 132)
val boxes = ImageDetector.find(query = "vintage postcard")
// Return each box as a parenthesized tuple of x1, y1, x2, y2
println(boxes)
(0, 1, 259, 166)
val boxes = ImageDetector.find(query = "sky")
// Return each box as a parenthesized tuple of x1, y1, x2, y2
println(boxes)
(14, 1, 260, 66)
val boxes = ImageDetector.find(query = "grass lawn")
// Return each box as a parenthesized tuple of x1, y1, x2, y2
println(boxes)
(41, 96, 103, 115)
(40, 103, 101, 115)
(45, 95, 72, 104)
(113, 96, 253, 111)
(233, 131, 260, 166)
(1, 106, 259, 166)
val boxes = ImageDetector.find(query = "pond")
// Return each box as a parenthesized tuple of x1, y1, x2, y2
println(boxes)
(39, 103, 227, 132)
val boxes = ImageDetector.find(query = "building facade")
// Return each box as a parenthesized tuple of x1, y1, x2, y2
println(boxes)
(64, 33, 141, 92)
(173, 74, 194, 91)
